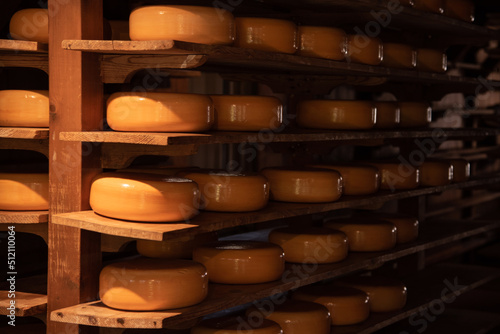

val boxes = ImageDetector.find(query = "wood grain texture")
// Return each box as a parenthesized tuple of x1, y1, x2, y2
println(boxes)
(0, 211, 48, 224)
(0, 53, 48, 73)
(0, 128, 49, 139)
(0, 291, 47, 317)
(0, 39, 48, 52)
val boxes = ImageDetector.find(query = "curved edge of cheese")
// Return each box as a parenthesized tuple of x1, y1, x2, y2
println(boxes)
(416, 48, 447, 73)
(310, 164, 381, 195)
(297, 26, 347, 60)
(373, 101, 401, 129)
(137, 232, 218, 259)
(9, 9, 49, 44)
(364, 161, 420, 190)
(444, 0, 474, 22)
(413, 0, 444, 13)
(191, 316, 282, 334)
(382, 43, 416, 69)
(398, 102, 432, 128)
(0, 173, 49, 210)
(355, 212, 419, 244)
(419, 161, 453, 186)
(0, 90, 49, 128)
(448, 158, 470, 183)
(347, 35, 383, 65)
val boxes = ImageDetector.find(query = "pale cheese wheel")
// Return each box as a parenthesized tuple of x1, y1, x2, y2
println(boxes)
(261, 168, 343, 203)
(373, 101, 401, 128)
(365, 161, 420, 190)
(191, 317, 283, 334)
(106, 92, 214, 132)
(0, 173, 48, 210)
(444, 0, 474, 22)
(137, 233, 218, 259)
(419, 161, 453, 186)
(89, 172, 200, 222)
(413, 0, 444, 13)
(297, 100, 376, 130)
(382, 43, 416, 69)
(210, 95, 283, 131)
(310, 164, 380, 195)
(192, 241, 285, 284)
(354, 212, 419, 244)
(129, 5, 235, 44)
(449, 158, 470, 183)
(9, 9, 48, 43)
(99, 258, 208, 311)
(416, 49, 447, 73)
(0, 90, 49, 128)
(398, 102, 432, 128)
(347, 35, 383, 65)
(234, 17, 297, 54)
(297, 26, 347, 60)
(268, 227, 348, 264)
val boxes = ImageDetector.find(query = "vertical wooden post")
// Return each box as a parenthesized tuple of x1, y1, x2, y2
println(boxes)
(48, 1, 103, 333)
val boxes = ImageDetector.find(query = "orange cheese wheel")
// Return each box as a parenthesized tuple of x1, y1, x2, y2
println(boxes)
(382, 43, 416, 69)
(416, 49, 447, 73)
(191, 317, 283, 334)
(373, 101, 401, 129)
(106, 92, 213, 132)
(246, 300, 331, 334)
(268, 227, 348, 264)
(365, 161, 420, 190)
(9, 9, 48, 43)
(234, 17, 297, 54)
(347, 35, 383, 65)
(90, 172, 200, 222)
(297, 26, 347, 60)
(444, 0, 474, 22)
(309, 164, 380, 195)
(0, 90, 49, 127)
(0, 173, 48, 210)
(129, 5, 234, 44)
(449, 159, 470, 183)
(355, 212, 419, 244)
(324, 218, 397, 252)
(413, 0, 444, 13)
(398, 102, 432, 128)
(210, 95, 283, 131)
(137, 233, 218, 259)
(297, 100, 376, 130)
(292, 285, 370, 326)
(419, 161, 453, 186)
(192, 241, 285, 284)
(261, 168, 343, 203)
(99, 258, 208, 311)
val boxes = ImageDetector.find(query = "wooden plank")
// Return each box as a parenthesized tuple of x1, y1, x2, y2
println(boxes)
(0, 53, 49, 73)
(0, 291, 47, 317)
(0, 39, 48, 52)
(0, 211, 48, 224)
(426, 192, 500, 218)
(0, 128, 49, 139)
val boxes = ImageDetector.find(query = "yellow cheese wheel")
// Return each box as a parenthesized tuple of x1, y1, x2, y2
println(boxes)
(413, 0, 444, 13)
(89, 172, 200, 222)
(261, 168, 343, 203)
(99, 258, 208, 311)
(416, 49, 447, 73)
(177, 170, 269, 212)
(419, 161, 453, 186)
(355, 212, 419, 244)
(268, 227, 348, 264)
(449, 158, 470, 183)
(234, 17, 297, 54)
(191, 317, 283, 334)
(310, 164, 381, 195)
(444, 0, 474, 22)
(382, 43, 416, 69)
(129, 5, 234, 44)
(292, 285, 370, 326)
(9, 9, 48, 43)
(347, 35, 383, 65)
(296, 100, 376, 130)
(210, 95, 283, 131)
(246, 300, 331, 334)
(0, 173, 48, 210)
(106, 92, 214, 132)
(365, 161, 420, 190)
(324, 218, 397, 252)
(0, 90, 49, 127)
(373, 101, 401, 129)
(137, 233, 218, 259)
(192, 241, 285, 284)
(297, 26, 347, 60)
(398, 102, 432, 128)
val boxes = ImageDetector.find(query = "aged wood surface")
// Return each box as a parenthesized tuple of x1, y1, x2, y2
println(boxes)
(0, 39, 48, 52)
(0, 128, 49, 139)
(0, 211, 48, 224)
(0, 291, 47, 317)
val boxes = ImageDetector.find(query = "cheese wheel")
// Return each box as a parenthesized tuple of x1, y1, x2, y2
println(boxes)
(137, 233, 218, 259)
(210, 95, 283, 131)
(192, 241, 285, 284)
(373, 101, 401, 129)
(297, 100, 376, 130)
(382, 43, 416, 69)
(129, 5, 234, 44)
(268, 227, 348, 264)
(261, 168, 343, 203)
(355, 212, 419, 244)
(0, 90, 49, 127)
(398, 102, 432, 128)
(413, 0, 444, 13)
(106, 92, 214, 132)
(416, 49, 447, 73)
(324, 218, 397, 252)
(9, 9, 48, 43)
(444, 0, 474, 22)
(449, 158, 470, 183)
(309, 164, 380, 195)
(99, 258, 208, 311)
(334, 276, 407, 312)
(347, 35, 383, 65)
(90, 172, 200, 222)
(234, 17, 297, 54)
(0, 173, 48, 210)
(365, 161, 420, 190)
(191, 317, 283, 334)
(292, 285, 370, 325)
(177, 170, 269, 212)
(297, 26, 347, 60)
(419, 161, 453, 186)
(246, 300, 331, 334)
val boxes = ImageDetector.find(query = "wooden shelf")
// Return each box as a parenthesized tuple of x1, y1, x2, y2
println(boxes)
(0, 291, 47, 317)
(0, 127, 49, 140)
(0, 211, 49, 224)
(426, 191, 500, 218)
(0, 39, 48, 53)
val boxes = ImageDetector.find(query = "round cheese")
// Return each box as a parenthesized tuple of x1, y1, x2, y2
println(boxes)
(106, 92, 214, 132)
(89, 172, 200, 222)
(444, 0, 474, 22)
(0, 173, 48, 210)
(419, 161, 453, 186)
(99, 258, 208, 311)
(449, 158, 470, 183)
(296, 100, 376, 130)
(416, 49, 447, 73)
(192, 241, 285, 284)
(398, 102, 432, 128)
(137, 232, 218, 259)
(260, 168, 343, 203)
(0, 90, 49, 128)
(373, 101, 401, 128)
(297, 26, 347, 60)
(292, 285, 370, 326)
(191, 317, 282, 334)
(382, 43, 416, 69)
(347, 35, 383, 65)
(365, 161, 420, 190)
(210, 95, 283, 131)
(234, 17, 297, 54)
(9, 9, 48, 43)
(129, 5, 234, 44)
(355, 212, 419, 244)
(413, 0, 444, 13)
(268, 227, 348, 264)
(310, 164, 380, 196)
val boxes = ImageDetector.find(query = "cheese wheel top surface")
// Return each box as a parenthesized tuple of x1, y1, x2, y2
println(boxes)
(137, 232, 218, 259)
(0, 90, 49, 128)
(9, 9, 49, 43)
(347, 35, 383, 65)
(297, 26, 347, 60)
(310, 164, 380, 195)
(416, 49, 447, 73)
(192, 316, 282, 333)
(366, 161, 420, 190)
(373, 101, 401, 128)
(419, 161, 453, 186)
(448, 158, 470, 182)
(0, 172, 49, 211)
(382, 43, 417, 69)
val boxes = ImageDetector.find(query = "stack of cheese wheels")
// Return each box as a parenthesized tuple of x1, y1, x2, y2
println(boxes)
(416, 49, 447, 73)
(382, 43, 417, 69)
(398, 102, 432, 128)
(365, 161, 420, 190)
(246, 300, 331, 334)
(293, 284, 370, 325)
(310, 164, 381, 195)
(210, 95, 283, 131)
(0, 173, 49, 210)
(0, 90, 49, 127)
(324, 218, 397, 252)
(373, 101, 401, 128)
(191, 316, 282, 334)
(261, 167, 343, 203)
(9, 9, 49, 43)
(193, 241, 285, 284)
(413, 0, 444, 13)
(444, 0, 474, 22)
(449, 158, 470, 183)
(234, 17, 297, 54)
(177, 170, 269, 212)
(137, 233, 217, 259)
(347, 35, 383, 65)
(354, 212, 419, 244)
(89, 172, 200, 222)
(297, 26, 347, 60)
(268, 226, 348, 264)
(334, 276, 407, 312)
(419, 160, 453, 186)
(129, 5, 234, 44)
(296, 100, 376, 130)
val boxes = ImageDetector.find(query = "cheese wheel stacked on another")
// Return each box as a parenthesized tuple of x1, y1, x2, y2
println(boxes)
(398, 102, 432, 128)
(373, 101, 401, 128)
(191, 316, 283, 334)
(444, 0, 474, 22)
(365, 161, 420, 190)
(0, 90, 49, 127)
(297, 26, 347, 60)
(416, 49, 447, 73)
(354, 212, 419, 244)
(382, 43, 416, 69)
(0, 173, 48, 210)
(137, 233, 218, 259)
(419, 161, 453, 186)
(309, 164, 380, 195)
(347, 35, 383, 65)
(99, 258, 208, 311)
(413, 0, 444, 13)
(9, 9, 48, 43)
(449, 158, 470, 183)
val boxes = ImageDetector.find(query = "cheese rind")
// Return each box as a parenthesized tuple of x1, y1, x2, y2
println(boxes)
(355, 212, 419, 244)
(416, 49, 447, 73)
(310, 164, 380, 195)
(137, 233, 218, 259)
(365, 162, 420, 190)
(373, 101, 401, 128)
(347, 35, 383, 65)
(0, 90, 49, 127)
(398, 102, 432, 128)
(191, 317, 283, 334)
(419, 161, 453, 186)
(449, 159, 470, 183)
(444, 0, 474, 22)
(297, 26, 347, 60)
(0, 173, 48, 210)
(382, 43, 417, 69)
(9, 9, 49, 43)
